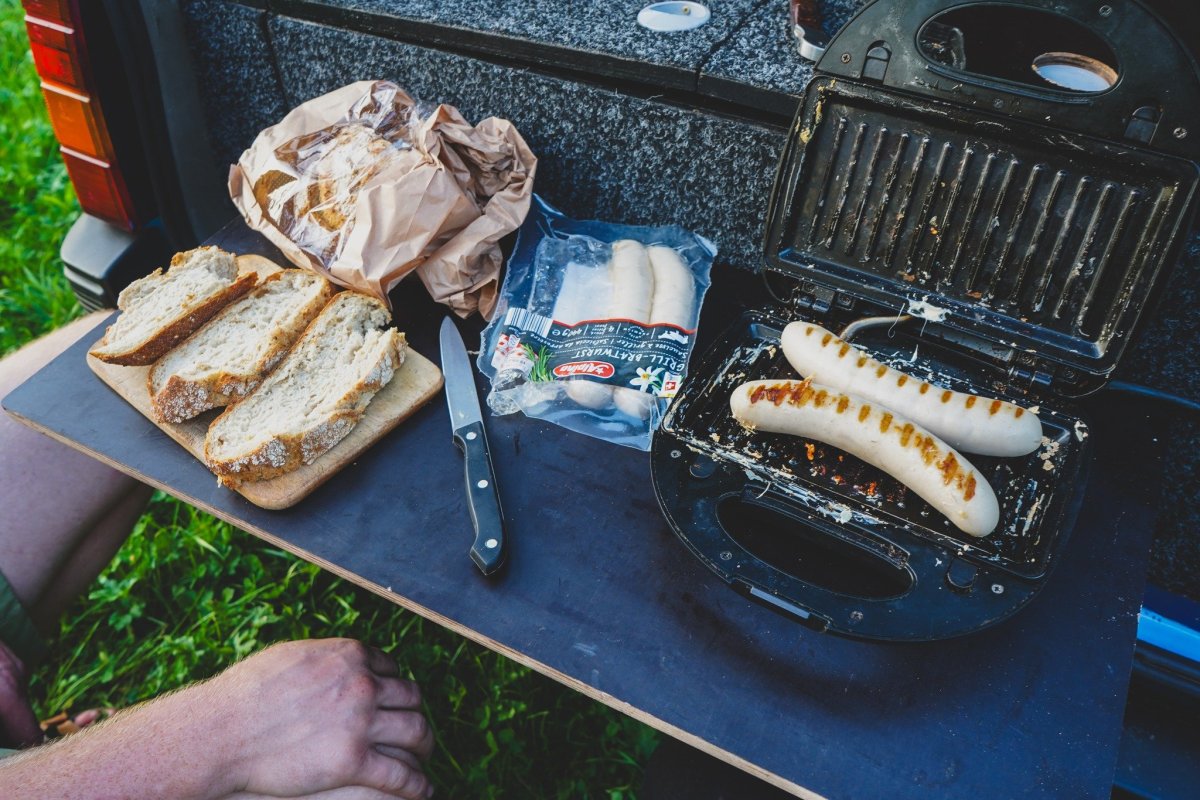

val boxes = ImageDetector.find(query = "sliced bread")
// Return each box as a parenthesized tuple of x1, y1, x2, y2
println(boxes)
(148, 270, 336, 423)
(203, 292, 407, 484)
(89, 247, 257, 366)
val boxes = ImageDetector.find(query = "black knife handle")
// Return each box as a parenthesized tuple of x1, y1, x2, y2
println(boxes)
(453, 420, 506, 576)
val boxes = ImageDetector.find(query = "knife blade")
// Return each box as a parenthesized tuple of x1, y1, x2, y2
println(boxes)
(439, 317, 506, 575)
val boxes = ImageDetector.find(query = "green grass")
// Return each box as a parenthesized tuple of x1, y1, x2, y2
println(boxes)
(0, 0, 658, 794)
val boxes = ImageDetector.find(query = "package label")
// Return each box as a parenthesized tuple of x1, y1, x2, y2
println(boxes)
(492, 309, 691, 398)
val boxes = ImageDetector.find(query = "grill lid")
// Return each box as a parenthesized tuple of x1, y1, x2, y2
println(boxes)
(763, 0, 1200, 395)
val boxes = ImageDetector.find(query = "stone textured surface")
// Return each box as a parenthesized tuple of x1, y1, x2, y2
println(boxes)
(270, 15, 787, 271)
(282, 0, 763, 86)
(182, 1, 289, 168)
(699, 0, 864, 111)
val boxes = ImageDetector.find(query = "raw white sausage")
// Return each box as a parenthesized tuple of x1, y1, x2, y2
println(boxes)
(616, 246, 695, 419)
(647, 245, 696, 328)
(609, 240, 657, 419)
(780, 322, 1042, 457)
(609, 240, 654, 322)
(730, 378, 1000, 536)
(556, 258, 623, 409)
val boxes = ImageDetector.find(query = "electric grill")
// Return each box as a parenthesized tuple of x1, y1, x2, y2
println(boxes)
(651, 0, 1200, 641)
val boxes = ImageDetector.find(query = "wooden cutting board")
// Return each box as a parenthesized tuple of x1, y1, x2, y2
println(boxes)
(87, 254, 444, 510)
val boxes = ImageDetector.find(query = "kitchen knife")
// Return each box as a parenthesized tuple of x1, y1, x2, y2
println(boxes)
(439, 316, 506, 575)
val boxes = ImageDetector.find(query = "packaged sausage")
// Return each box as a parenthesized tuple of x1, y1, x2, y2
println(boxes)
(479, 196, 716, 450)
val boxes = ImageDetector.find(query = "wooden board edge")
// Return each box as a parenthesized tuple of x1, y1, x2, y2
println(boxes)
(86, 349, 443, 512)
(249, 359, 444, 510)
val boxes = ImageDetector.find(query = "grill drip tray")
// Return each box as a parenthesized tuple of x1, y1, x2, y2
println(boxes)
(651, 310, 1091, 641)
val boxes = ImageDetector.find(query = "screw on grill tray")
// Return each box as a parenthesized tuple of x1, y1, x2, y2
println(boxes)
(1175, 127, 1189, 139)
(1098, 4, 1112, 17)
(840, 52, 851, 64)
(991, 583, 1005, 595)
(849, 610, 864, 624)
(719, 551, 733, 561)
(670, 449, 682, 459)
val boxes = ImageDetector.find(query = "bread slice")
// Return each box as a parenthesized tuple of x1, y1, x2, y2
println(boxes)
(89, 247, 257, 366)
(148, 270, 336, 423)
(203, 292, 407, 485)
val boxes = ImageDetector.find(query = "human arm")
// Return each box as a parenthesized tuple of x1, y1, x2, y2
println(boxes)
(0, 638, 434, 799)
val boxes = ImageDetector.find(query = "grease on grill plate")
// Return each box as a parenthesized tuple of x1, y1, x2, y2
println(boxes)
(664, 317, 1084, 580)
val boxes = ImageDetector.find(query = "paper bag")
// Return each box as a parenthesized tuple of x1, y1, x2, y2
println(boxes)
(228, 80, 537, 318)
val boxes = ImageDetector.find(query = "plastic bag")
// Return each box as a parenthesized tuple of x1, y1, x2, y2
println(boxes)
(479, 196, 717, 450)
(230, 80, 537, 317)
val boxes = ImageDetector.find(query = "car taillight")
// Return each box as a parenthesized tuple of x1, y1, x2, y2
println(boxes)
(23, 0, 143, 231)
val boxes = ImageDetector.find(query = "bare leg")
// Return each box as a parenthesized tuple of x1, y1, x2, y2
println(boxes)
(0, 312, 151, 635)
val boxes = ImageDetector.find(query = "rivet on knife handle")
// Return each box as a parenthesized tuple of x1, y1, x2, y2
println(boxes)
(453, 420, 506, 575)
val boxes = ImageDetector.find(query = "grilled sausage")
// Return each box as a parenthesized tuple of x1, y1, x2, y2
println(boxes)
(730, 378, 1000, 536)
(780, 322, 1042, 457)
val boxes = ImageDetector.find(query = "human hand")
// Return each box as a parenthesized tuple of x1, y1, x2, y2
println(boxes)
(0, 640, 40, 748)
(207, 639, 434, 799)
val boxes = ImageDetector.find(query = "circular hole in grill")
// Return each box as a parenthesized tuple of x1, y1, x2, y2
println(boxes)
(717, 496, 913, 601)
(917, 6, 1119, 93)
(1031, 52, 1118, 92)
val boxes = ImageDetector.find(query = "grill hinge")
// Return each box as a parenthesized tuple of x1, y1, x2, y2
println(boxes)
(862, 44, 892, 82)
(1124, 105, 1161, 145)
(790, 281, 837, 315)
(1007, 364, 1054, 394)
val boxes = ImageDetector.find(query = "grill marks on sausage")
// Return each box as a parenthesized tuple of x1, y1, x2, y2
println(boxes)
(919, 382, 930, 394)
(941, 390, 953, 403)
(821, 333, 833, 346)
(744, 380, 981, 503)
(897, 375, 908, 387)
(989, 399, 1002, 415)
(965, 395, 977, 409)
(749, 380, 814, 407)
(838, 343, 850, 358)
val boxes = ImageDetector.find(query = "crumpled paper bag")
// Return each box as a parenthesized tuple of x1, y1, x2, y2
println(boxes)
(228, 80, 537, 318)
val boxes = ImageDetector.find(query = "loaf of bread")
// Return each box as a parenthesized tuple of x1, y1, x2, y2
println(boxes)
(89, 247, 257, 366)
(148, 270, 336, 423)
(203, 292, 407, 484)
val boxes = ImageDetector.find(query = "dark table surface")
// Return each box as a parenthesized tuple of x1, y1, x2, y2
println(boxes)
(3, 222, 1165, 799)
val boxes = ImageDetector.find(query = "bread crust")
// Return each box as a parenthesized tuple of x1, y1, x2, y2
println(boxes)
(147, 272, 337, 423)
(204, 325, 407, 486)
(90, 272, 256, 366)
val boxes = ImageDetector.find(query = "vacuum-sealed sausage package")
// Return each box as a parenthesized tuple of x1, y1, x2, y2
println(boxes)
(479, 196, 716, 450)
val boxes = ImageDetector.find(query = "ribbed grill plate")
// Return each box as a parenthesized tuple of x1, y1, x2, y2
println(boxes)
(767, 79, 1199, 377)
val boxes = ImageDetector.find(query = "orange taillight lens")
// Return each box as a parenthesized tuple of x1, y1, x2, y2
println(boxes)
(24, 2, 144, 229)
(59, 147, 138, 231)
(22, 0, 70, 25)
(40, 80, 113, 159)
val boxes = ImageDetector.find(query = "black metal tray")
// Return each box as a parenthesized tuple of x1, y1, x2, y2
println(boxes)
(653, 309, 1090, 640)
